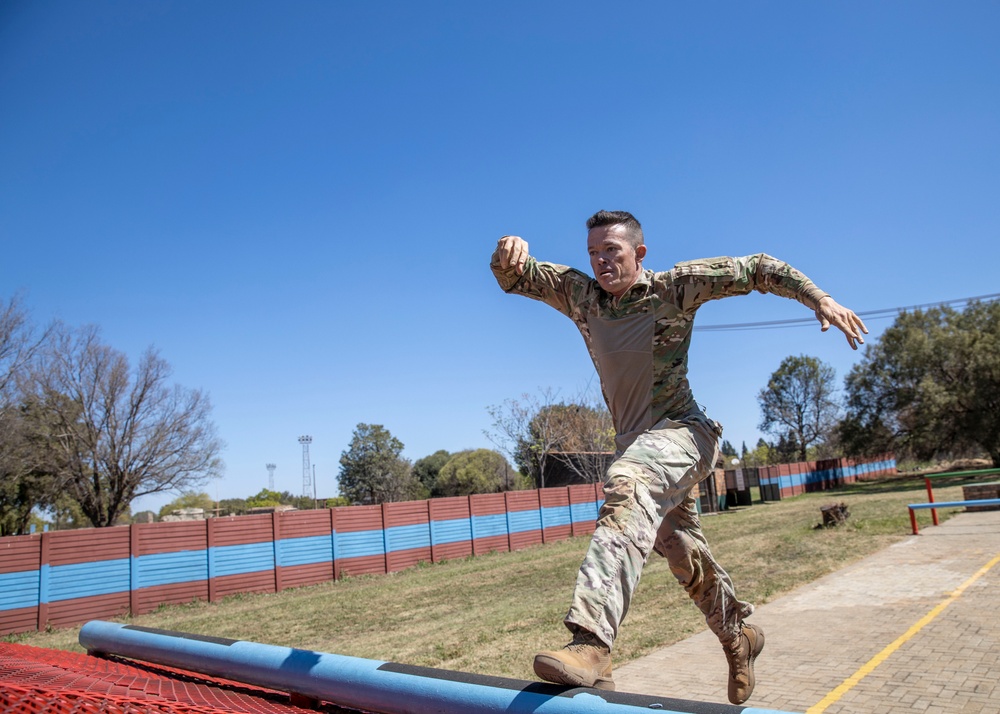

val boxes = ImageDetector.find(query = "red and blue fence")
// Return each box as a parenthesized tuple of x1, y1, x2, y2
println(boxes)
(0, 456, 894, 637)
(756, 454, 896, 501)
(0, 483, 606, 636)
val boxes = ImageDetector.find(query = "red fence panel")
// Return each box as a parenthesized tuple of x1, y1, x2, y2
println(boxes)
(383, 501, 431, 573)
(133, 520, 208, 615)
(275, 510, 334, 590)
(429, 497, 472, 562)
(45, 528, 131, 629)
(208, 515, 276, 602)
(0, 534, 41, 635)
(333, 505, 385, 579)
(505, 490, 542, 551)
(470, 493, 508, 555)
(568, 484, 599, 536)
(540, 487, 572, 543)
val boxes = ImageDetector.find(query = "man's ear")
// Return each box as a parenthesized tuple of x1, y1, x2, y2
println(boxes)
(635, 244, 647, 263)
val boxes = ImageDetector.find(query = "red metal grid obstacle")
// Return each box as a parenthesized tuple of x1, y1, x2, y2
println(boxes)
(0, 642, 359, 714)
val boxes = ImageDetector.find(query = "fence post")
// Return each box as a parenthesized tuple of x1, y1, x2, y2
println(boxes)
(130, 523, 140, 616)
(207, 517, 218, 602)
(37, 531, 51, 631)
(272, 511, 284, 593)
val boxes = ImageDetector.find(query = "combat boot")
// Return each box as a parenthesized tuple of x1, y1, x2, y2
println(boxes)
(533, 632, 615, 690)
(723, 623, 765, 704)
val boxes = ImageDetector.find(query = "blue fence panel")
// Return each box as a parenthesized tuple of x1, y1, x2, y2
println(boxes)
(430, 517, 472, 546)
(385, 523, 431, 554)
(276, 534, 333, 568)
(135, 550, 208, 589)
(48, 559, 130, 602)
(507, 508, 542, 534)
(335, 529, 385, 560)
(210, 542, 275, 578)
(0, 570, 40, 611)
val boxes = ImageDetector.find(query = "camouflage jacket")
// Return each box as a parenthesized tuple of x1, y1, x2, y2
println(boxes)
(491, 252, 829, 451)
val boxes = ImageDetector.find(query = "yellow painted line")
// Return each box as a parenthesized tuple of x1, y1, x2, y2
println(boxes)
(806, 553, 1000, 714)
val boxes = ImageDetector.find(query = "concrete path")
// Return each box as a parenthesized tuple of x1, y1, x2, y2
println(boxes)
(614, 510, 1000, 713)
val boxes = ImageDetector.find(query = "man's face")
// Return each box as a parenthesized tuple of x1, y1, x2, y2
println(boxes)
(587, 224, 647, 297)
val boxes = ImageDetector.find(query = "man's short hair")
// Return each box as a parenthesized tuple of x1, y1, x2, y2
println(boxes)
(586, 210, 644, 249)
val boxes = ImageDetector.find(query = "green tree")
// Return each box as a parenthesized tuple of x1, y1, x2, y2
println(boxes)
(433, 449, 515, 497)
(50, 491, 122, 528)
(338, 423, 418, 505)
(758, 355, 839, 462)
(742, 438, 775, 467)
(158, 491, 216, 519)
(0, 406, 52, 535)
(217, 497, 247, 516)
(720, 440, 738, 459)
(840, 301, 1000, 465)
(275, 490, 320, 510)
(0, 295, 56, 535)
(246, 488, 284, 508)
(412, 449, 451, 497)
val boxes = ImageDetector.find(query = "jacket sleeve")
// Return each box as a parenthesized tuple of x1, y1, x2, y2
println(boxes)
(671, 253, 830, 313)
(490, 249, 593, 319)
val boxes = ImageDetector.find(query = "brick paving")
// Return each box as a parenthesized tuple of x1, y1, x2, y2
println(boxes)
(614, 510, 1000, 713)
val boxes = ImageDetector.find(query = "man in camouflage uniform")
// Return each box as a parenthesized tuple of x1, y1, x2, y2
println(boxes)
(491, 210, 867, 704)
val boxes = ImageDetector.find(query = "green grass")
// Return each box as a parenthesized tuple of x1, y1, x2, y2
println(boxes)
(5, 476, 971, 680)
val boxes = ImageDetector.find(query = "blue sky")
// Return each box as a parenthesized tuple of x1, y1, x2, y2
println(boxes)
(2, 1, 998, 513)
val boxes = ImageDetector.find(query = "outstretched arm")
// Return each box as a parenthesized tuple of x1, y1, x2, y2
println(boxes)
(495, 235, 529, 275)
(816, 296, 868, 350)
(490, 234, 593, 318)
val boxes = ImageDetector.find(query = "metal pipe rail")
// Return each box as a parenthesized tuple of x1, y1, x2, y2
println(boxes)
(908, 499, 1000, 535)
(79, 620, 801, 714)
(919, 468, 1000, 526)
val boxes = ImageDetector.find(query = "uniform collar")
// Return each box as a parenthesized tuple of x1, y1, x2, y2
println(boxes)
(606, 268, 653, 304)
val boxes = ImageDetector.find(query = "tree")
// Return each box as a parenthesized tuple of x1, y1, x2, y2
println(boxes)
(721, 440, 738, 459)
(217, 497, 248, 516)
(758, 355, 839, 461)
(485, 389, 559, 487)
(412, 449, 451, 497)
(0, 295, 56, 535)
(26, 324, 224, 527)
(46, 491, 94, 530)
(338, 423, 418, 505)
(158, 491, 216, 519)
(840, 301, 1000, 465)
(486, 387, 614, 487)
(433, 449, 515, 497)
(246, 488, 284, 509)
(742, 438, 776, 467)
(0, 403, 59, 535)
(0, 294, 49, 402)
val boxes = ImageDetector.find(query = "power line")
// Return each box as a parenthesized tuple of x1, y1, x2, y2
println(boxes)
(694, 292, 1000, 333)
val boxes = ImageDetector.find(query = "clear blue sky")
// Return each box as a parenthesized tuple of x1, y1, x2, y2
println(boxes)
(2, 1, 998, 514)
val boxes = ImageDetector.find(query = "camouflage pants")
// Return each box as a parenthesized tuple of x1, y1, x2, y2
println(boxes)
(564, 417, 753, 649)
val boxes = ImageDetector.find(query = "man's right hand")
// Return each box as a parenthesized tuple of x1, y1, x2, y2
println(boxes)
(497, 235, 529, 275)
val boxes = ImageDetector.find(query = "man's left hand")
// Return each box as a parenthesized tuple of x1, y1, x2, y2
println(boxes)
(816, 297, 868, 350)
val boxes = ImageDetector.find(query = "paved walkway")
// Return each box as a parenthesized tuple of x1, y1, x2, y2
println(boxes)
(615, 510, 1000, 713)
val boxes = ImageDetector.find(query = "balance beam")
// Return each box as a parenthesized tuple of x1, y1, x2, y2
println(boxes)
(79, 620, 800, 714)
(908, 499, 1000, 534)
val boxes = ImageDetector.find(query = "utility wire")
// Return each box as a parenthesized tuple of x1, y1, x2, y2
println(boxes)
(694, 292, 1000, 333)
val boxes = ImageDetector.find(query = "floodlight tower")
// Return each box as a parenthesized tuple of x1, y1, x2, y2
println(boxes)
(298, 436, 313, 497)
(266, 463, 276, 490)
